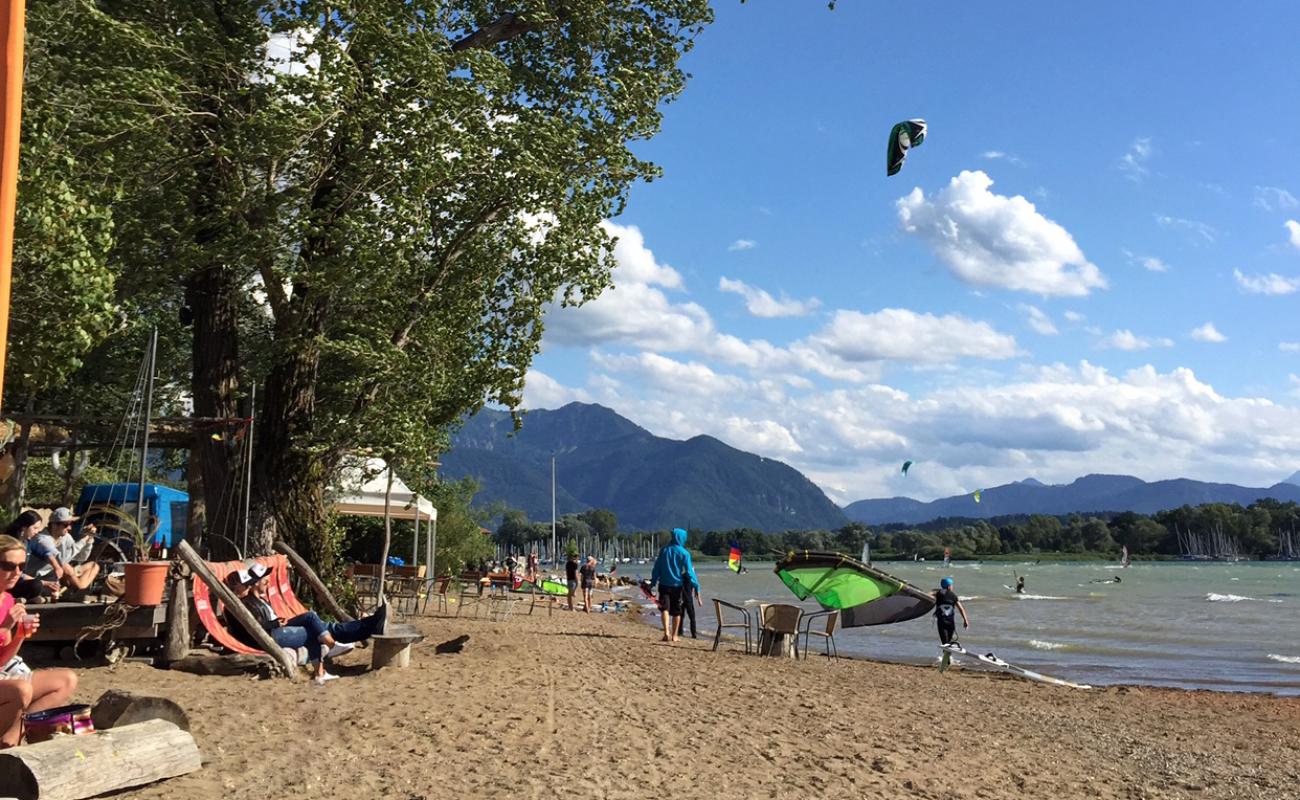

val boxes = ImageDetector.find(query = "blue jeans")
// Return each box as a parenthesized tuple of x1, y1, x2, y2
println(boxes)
(269, 610, 385, 663)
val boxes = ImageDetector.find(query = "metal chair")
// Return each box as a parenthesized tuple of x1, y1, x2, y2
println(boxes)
(799, 610, 839, 661)
(758, 603, 803, 658)
(711, 598, 753, 654)
(455, 577, 485, 618)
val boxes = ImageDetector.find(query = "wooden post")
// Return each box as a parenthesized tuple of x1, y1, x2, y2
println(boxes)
(272, 540, 353, 621)
(161, 566, 190, 665)
(174, 540, 298, 678)
(377, 462, 395, 633)
(0, 719, 201, 800)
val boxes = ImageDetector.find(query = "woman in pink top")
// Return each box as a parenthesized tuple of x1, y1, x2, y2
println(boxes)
(0, 533, 77, 747)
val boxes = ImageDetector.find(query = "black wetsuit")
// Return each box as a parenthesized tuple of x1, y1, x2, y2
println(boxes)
(680, 582, 697, 638)
(934, 588, 959, 644)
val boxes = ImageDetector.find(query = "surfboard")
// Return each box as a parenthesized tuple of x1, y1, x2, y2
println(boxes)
(939, 643, 1090, 689)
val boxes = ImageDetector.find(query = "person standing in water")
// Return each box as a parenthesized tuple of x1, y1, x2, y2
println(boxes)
(649, 528, 700, 643)
(934, 576, 969, 645)
(1015, 576, 1026, 594)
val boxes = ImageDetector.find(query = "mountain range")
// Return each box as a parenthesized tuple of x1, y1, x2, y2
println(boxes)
(438, 403, 848, 532)
(441, 402, 1300, 531)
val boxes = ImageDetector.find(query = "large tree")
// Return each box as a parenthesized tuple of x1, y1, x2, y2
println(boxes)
(19, 1, 711, 573)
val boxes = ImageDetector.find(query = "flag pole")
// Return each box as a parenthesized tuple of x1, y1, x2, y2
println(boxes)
(0, 0, 27, 413)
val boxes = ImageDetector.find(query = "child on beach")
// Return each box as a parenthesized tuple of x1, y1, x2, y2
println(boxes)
(933, 577, 969, 645)
(580, 556, 597, 613)
(649, 528, 700, 643)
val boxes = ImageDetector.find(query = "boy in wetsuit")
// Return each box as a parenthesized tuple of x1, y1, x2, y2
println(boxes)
(933, 576, 969, 645)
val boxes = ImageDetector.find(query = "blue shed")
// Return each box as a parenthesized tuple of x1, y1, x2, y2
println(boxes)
(74, 483, 190, 551)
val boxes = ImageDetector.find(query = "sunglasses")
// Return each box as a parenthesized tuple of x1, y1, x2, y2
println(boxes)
(0, 561, 23, 573)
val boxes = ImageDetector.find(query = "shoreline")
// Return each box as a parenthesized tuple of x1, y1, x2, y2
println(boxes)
(56, 605, 1300, 799)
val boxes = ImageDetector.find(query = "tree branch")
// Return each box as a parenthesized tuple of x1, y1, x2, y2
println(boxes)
(451, 12, 540, 52)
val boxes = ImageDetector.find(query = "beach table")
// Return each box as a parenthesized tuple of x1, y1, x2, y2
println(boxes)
(756, 603, 803, 658)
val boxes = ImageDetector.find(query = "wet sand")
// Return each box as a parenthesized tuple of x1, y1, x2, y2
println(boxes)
(59, 603, 1300, 800)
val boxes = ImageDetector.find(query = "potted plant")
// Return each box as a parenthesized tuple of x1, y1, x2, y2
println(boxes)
(89, 504, 169, 606)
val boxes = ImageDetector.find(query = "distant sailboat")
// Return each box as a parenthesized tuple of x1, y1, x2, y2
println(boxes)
(861, 542, 870, 566)
(943, 547, 951, 568)
(1121, 545, 1131, 568)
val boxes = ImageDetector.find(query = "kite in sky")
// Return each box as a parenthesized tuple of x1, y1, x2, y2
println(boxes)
(901, 460, 913, 475)
(973, 489, 983, 504)
(887, 119, 927, 176)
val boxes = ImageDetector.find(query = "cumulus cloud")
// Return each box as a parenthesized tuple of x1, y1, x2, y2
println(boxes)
(718, 277, 820, 318)
(811, 308, 1020, 363)
(1119, 137, 1153, 181)
(1254, 186, 1298, 212)
(1100, 330, 1174, 351)
(897, 170, 1107, 297)
(521, 369, 590, 409)
(1286, 220, 1300, 250)
(728, 239, 757, 251)
(1018, 304, 1058, 335)
(529, 359, 1300, 504)
(1234, 268, 1300, 295)
(1189, 323, 1227, 343)
(1063, 310, 1086, 323)
(1156, 214, 1218, 243)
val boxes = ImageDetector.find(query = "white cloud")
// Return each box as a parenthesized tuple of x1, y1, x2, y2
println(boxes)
(1281, 342, 1300, 353)
(1063, 310, 1086, 323)
(718, 277, 820, 318)
(727, 239, 756, 251)
(981, 151, 1025, 166)
(897, 170, 1107, 297)
(1156, 214, 1218, 243)
(1234, 268, 1300, 296)
(530, 360, 1300, 505)
(1119, 137, 1153, 181)
(1018, 304, 1058, 336)
(521, 369, 590, 409)
(1286, 220, 1300, 250)
(1122, 249, 1171, 273)
(1254, 186, 1298, 212)
(592, 352, 744, 397)
(811, 308, 1020, 363)
(1189, 323, 1227, 343)
(1100, 330, 1174, 351)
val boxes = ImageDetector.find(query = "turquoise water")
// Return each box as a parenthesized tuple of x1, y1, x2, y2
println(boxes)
(624, 560, 1300, 695)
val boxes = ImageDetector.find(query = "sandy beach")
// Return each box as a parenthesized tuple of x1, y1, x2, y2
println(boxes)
(52, 604, 1300, 800)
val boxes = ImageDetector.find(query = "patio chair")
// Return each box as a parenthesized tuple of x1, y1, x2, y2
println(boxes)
(710, 598, 753, 654)
(758, 603, 803, 658)
(799, 610, 839, 661)
(455, 576, 485, 618)
(428, 576, 452, 614)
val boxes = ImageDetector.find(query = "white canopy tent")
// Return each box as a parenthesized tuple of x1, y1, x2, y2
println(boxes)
(332, 457, 438, 574)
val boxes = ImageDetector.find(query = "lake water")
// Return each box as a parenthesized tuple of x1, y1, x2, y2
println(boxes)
(621, 559, 1300, 695)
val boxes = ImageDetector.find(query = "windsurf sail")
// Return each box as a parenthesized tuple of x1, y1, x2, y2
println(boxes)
(860, 541, 870, 566)
(939, 643, 1091, 689)
(943, 547, 951, 567)
(774, 550, 935, 627)
(728, 541, 742, 573)
(1121, 545, 1130, 568)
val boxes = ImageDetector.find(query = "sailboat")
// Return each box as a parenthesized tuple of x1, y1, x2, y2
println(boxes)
(1121, 545, 1131, 568)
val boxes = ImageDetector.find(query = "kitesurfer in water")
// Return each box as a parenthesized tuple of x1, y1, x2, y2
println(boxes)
(1015, 576, 1026, 594)
(933, 577, 969, 645)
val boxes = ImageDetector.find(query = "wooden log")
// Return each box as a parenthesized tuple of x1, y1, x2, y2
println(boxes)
(91, 689, 190, 732)
(273, 540, 354, 622)
(175, 541, 299, 679)
(162, 568, 190, 664)
(167, 652, 278, 678)
(0, 719, 201, 800)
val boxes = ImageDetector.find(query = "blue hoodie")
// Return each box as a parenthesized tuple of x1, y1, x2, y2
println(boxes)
(651, 528, 699, 591)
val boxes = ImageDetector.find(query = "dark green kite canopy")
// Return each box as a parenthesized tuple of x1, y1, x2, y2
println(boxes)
(886, 119, 927, 176)
(775, 551, 935, 627)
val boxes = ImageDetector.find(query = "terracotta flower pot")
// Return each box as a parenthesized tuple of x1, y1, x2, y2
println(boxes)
(123, 561, 169, 606)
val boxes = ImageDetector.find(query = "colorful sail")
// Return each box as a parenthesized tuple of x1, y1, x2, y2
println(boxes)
(973, 488, 982, 504)
(775, 550, 935, 627)
(728, 541, 742, 573)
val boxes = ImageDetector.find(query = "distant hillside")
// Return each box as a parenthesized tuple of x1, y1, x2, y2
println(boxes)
(439, 403, 849, 532)
(844, 474, 1300, 525)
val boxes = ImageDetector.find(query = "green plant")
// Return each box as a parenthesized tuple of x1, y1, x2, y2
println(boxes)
(82, 504, 150, 562)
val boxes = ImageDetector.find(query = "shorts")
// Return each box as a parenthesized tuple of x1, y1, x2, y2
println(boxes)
(581, 579, 594, 590)
(658, 584, 684, 616)
(937, 620, 956, 645)
(566, 580, 577, 593)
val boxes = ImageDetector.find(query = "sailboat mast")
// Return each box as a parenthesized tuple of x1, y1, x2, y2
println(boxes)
(135, 327, 158, 534)
(550, 454, 557, 566)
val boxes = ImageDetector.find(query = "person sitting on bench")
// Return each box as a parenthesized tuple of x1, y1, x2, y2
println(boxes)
(222, 563, 387, 684)
(0, 534, 78, 747)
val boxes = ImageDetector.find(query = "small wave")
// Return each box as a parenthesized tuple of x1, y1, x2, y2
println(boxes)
(1206, 593, 1252, 602)
(1267, 654, 1300, 664)
(1014, 594, 1070, 600)
(1029, 640, 1068, 650)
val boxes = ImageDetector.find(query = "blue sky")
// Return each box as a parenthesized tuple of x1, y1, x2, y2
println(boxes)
(525, 1, 1300, 504)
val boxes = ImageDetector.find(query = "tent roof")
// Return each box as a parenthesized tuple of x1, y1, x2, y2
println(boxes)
(332, 457, 436, 522)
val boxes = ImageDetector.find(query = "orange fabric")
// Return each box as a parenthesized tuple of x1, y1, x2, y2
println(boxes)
(0, 0, 26, 406)
(270, 557, 310, 618)
(191, 555, 313, 656)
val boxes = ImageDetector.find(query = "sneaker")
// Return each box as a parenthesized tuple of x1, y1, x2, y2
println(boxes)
(314, 672, 340, 685)
(325, 642, 355, 659)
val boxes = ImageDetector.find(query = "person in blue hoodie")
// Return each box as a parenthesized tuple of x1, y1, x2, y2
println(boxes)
(649, 528, 700, 643)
